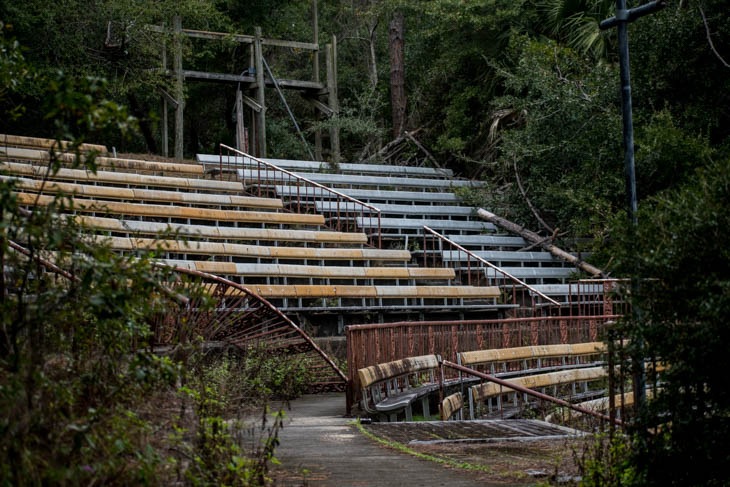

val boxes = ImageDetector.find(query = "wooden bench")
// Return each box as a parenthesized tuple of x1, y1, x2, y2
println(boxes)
(3, 175, 283, 209)
(469, 367, 608, 419)
(161, 261, 455, 280)
(459, 342, 606, 378)
(69, 215, 369, 244)
(91, 235, 412, 261)
(276, 185, 461, 203)
(239, 169, 482, 190)
(357, 217, 495, 232)
(442, 250, 568, 263)
(440, 234, 527, 249)
(197, 153, 454, 178)
(1, 162, 245, 193)
(357, 354, 442, 421)
(439, 392, 464, 421)
(243, 284, 500, 299)
(459, 342, 607, 419)
(314, 201, 474, 217)
(15, 193, 323, 226)
(2, 147, 204, 175)
(0, 133, 108, 153)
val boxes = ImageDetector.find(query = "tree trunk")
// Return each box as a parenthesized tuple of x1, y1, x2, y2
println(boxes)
(367, 21, 378, 90)
(477, 208, 605, 277)
(389, 11, 406, 138)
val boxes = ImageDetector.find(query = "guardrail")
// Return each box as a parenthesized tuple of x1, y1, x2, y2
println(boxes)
(345, 314, 617, 412)
(218, 144, 382, 247)
(422, 226, 560, 315)
(568, 279, 629, 316)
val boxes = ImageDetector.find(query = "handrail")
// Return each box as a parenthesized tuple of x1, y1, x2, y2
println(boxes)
(441, 359, 622, 426)
(219, 144, 382, 247)
(422, 226, 560, 306)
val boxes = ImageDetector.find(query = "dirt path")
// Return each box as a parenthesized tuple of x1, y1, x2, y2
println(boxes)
(271, 393, 516, 487)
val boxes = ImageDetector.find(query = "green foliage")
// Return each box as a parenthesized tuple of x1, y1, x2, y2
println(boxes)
(606, 156, 730, 486)
(472, 36, 623, 236)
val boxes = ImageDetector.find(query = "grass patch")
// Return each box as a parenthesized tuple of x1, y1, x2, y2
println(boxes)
(351, 421, 492, 473)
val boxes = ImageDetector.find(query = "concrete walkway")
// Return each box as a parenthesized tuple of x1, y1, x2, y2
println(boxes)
(271, 393, 504, 487)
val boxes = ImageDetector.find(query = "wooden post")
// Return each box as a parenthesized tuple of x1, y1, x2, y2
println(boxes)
(312, 0, 322, 161)
(235, 89, 245, 151)
(326, 37, 340, 164)
(254, 26, 266, 158)
(173, 16, 184, 160)
(161, 31, 169, 158)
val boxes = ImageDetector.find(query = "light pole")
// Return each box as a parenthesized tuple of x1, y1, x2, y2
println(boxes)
(599, 0, 665, 412)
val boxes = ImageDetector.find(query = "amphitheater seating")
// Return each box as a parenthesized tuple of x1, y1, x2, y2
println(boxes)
(238, 168, 480, 190)
(1, 162, 245, 193)
(0, 133, 108, 153)
(15, 192, 323, 225)
(197, 153, 454, 178)
(469, 367, 607, 419)
(163, 261, 455, 280)
(276, 185, 461, 204)
(92, 235, 412, 261)
(357, 354, 443, 421)
(1, 147, 204, 175)
(3, 176, 283, 209)
(69, 216, 369, 243)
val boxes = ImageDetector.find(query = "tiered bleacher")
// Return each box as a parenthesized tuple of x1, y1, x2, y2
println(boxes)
(1, 135, 529, 335)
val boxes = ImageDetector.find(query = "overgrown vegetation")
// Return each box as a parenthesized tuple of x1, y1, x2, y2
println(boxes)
(0, 29, 312, 485)
(2, 0, 729, 484)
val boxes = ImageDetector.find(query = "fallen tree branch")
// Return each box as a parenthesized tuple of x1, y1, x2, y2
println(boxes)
(477, 208, 605, 277)
(513, 159, 554, 234)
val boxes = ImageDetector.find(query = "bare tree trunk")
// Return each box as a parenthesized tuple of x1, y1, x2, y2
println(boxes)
(367, 21, 378, 90)
(477, 208, 605, 277)
(389, 11, 406, 138)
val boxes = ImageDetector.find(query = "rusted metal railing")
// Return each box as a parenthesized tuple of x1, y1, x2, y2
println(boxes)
(422, 226, 560, 316)
(441, 359, 622, 426)
(569, 279, 630, 317)
(345, 315, 617, 411)
(218, 144, 382, 248)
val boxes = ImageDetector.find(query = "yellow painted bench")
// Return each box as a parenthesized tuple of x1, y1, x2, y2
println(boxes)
(1, 146, 203, 175)
(0, 134, 108, 153)
(70, 215, 369, 244)
(3, 175, 282, 209)
(468, 367, 607, 419)
(1, 162, 244, 193)
(159, 260, 454, 280)
(15, 192, 323, 225)
(89, 235, 411, 261)
(357, 354, 442, 421)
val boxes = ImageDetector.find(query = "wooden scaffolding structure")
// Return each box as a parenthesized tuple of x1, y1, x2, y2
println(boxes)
(153, 1, 339, 162)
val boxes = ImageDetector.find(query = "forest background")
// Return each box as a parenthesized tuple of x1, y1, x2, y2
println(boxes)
(1, 0, 729, 485)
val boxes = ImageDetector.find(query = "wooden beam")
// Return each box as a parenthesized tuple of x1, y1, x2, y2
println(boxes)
(302, 96, 333, 117)
(312, 0, 323, 160)
(147, 25, 319, 50)
(183, 70, 254, 84)
(242, 95, 262, 113)
(173, 16, 184, 160)
(326, 37, 340, 164)
(254, 26, 266, 158)
(181, 70, 322, 90)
